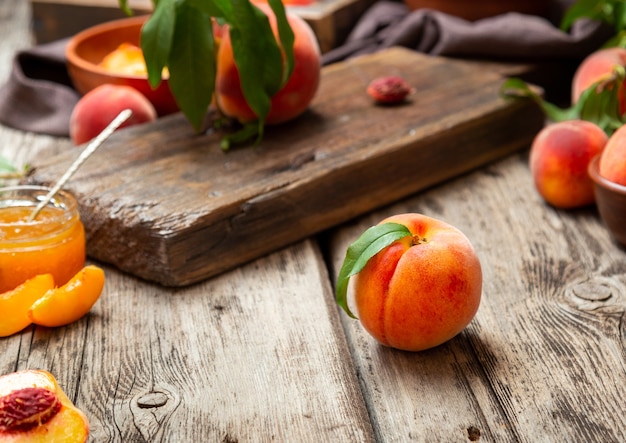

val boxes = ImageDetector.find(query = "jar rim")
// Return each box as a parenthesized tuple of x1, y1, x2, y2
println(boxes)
(0, 185, 80, 244)
(0, 185, 78, 212)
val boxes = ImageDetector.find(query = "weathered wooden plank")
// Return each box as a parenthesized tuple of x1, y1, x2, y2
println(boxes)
(27, 47, 544, 287)
(325, 152, 626, 442)
(2, 6, 374, 439)
(1, 243, 376, 441)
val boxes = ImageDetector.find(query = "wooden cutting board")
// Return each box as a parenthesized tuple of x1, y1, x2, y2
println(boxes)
(27, 47, 543, 287)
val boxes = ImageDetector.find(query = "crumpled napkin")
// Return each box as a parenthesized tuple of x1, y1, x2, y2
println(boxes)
(322, 1, 613, 64)
(0, 38, 78, 137)
(0, 0, 614, 138)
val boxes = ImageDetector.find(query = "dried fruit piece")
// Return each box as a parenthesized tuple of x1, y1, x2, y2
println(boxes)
(367, 76, 414, 104)
(0, 387, 61, 432)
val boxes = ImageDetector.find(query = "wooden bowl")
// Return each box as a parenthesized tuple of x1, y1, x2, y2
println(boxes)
(402, 0, 548, 21)
(588, 155, 626, 248)
(65, 15, 178, 116)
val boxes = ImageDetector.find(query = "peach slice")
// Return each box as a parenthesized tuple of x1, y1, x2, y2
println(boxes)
(0, 369, 89, 442)
(28, 265, 105, 328)
(0, 274, 54, 337)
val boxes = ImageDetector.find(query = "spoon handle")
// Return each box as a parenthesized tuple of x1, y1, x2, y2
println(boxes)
(28, 108, 133, 222)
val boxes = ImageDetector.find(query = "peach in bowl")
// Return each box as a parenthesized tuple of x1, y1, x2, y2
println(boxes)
(588, 155, 626, 248)
(65, 15, 178, 116)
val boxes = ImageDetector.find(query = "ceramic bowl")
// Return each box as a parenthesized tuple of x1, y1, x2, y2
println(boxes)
(402, 0, 548, 21)
(65, 15, 178, 116)
(588, 155, 626, 248)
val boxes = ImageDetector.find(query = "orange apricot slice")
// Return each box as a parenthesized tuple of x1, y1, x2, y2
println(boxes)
(0, 274, 55, 337)
(28, 265, 105, 328)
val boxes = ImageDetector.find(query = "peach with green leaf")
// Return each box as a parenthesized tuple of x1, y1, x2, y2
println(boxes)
(335, 213, 482, 352)
(121, 0, 320, 148)
(215, 4, 321, 126)
(572, 47, 626, 116)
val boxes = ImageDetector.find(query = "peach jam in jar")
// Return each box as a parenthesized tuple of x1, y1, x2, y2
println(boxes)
(0, 185, 85, 293)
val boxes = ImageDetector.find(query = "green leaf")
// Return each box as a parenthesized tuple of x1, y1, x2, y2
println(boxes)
(561, 0, 607, 31)
(229, 1, 283, 127)
(499, 78, 578, 122)
(141, 0, 176, 88)
(561, 0, 626, 33)
(577, 65, 625, 134)
(268, 0, 295, 86)
(500, 71, 626, 136)
(335, 222, 412, 319)
(186, 0, 231, 18)
(167, 3, 217, 131)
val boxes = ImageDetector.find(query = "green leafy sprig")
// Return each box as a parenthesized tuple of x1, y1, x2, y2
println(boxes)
(500, 64, 626, 136)
(118, 0, 295, 148)
(335, 222, 412, 319)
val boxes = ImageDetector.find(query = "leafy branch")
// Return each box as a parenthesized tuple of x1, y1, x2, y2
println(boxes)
(118, 0, 295, 148)
(500, 64, 626, 136)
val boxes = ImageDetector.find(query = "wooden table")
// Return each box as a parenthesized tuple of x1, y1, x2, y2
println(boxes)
(2, 1, 626, 442)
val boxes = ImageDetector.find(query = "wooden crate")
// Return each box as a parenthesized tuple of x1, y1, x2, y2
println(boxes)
(30, 0, 375, 52)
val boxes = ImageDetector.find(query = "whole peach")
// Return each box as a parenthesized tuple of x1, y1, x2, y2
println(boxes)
(69, 84, 157, 145)
(215, 4, 321, 125)
(529, 120, 608, 209)
(353, 213, 482, 352)
(572, 47, 626, 114)
(599, 123, 626, 186)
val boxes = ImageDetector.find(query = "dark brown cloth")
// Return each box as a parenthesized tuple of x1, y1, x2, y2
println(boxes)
(322, 1, 613, 64)
(0, 1, 614, 137)
(0, 38, 79, 137)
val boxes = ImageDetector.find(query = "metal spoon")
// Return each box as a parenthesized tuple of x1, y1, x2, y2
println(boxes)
(27, 108, 133, 222)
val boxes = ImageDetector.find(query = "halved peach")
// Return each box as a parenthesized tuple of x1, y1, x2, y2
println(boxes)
(28, 265, 105, 328)
(0, 274, 55, 337)
(0, 369, 89, 442)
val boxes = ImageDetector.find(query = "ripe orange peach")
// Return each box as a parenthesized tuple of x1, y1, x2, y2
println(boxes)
(69, 84, 157, 145)
(215, 4, 321, 125)
(572, 47, 626, 114)
(599, 123, 626, 186)
(0, 369, 89, 442)
(352, 213, 482, 352)
(529, 120, 608, 209)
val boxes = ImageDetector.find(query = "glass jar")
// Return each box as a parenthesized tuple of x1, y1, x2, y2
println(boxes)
(0, 185, 86, 293)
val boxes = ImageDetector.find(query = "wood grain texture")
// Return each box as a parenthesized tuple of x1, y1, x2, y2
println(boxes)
(2, 6, 373, 440)
(5, 3, 624, 442)
(27, 47, 544, 287)
(324, 152, 626, 442)
(1, 244, 376, 442)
